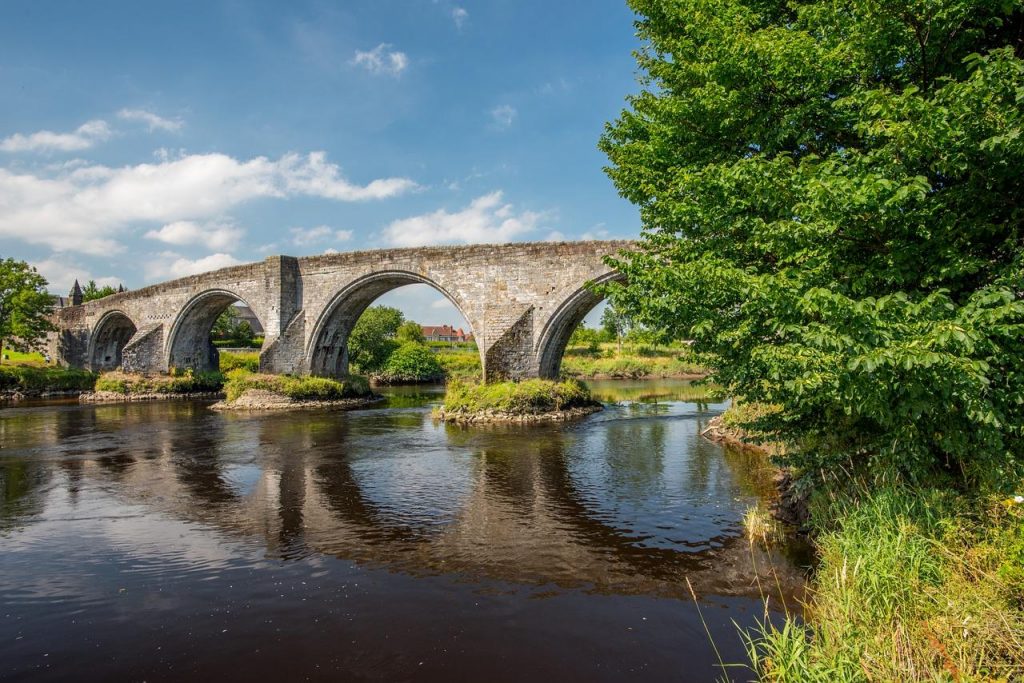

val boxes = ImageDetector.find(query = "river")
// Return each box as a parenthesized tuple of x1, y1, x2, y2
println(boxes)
(0, 379, 807, 682)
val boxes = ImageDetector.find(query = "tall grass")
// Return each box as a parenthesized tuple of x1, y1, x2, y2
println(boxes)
(222, 369, 370, 402)
(744, 487, 1024, 681)
(0, 365, 96, 392)
(442, 378, 596, 415)
(94, 370, 224, 394)
(219, 351, 260, 372)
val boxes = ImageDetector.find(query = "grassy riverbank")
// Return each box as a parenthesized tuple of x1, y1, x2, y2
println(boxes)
(0, 364, 96, 394)
(222, 369, 370, 403)
(94, 370, 225, 395)
(438, 378, 598, 421)
(744, 485, 1024, 681)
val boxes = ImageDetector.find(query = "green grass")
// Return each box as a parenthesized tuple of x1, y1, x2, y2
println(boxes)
(441, 378, 596, 416)
(219, 351, 260, 372)
(0, 365, 96, 392)
(743, 486, 1024, 681)
(0, 349, 48, 366)
(94, 370, 225, 394)
(436, 351, 482, 381)
(222, 369, 371, 403)
(561, 352, 705, 378)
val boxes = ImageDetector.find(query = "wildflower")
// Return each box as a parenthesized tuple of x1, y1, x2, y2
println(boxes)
(1015, 495, 1024, 504)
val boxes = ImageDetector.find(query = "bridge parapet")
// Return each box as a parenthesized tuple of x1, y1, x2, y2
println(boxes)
(53, 240, 636, 380)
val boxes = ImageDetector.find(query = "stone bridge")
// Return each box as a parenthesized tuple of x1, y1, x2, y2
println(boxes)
(52, 241, 634, 381)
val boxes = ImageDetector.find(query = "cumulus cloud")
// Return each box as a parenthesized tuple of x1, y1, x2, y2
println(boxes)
(490, 104, 516, 130)
(452, 7, 468, 29)
(145, 220, 244, 251)
(0, 151, 417, 255)
(31, 256, 120, 293)
(146, 252, 243, 281)
(0, 120, 112, 153)
(382, 191, 543, 247)
(289, 225, 354, 247)
(352, 44, 408, 76)
(117, 108, 184, 132)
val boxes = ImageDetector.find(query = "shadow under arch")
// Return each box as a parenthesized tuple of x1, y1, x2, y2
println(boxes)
(166, 289, 265, 372)
(306, 270, 480, 378)
(88, 310, 138, 371)
(536, 271, 624, 379)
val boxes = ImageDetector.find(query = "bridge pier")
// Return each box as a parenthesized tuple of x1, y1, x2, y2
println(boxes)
(52, 242, 632, 382)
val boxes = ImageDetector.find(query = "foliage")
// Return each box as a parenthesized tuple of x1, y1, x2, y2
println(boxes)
(0, 365, 96, 392)
(94, 370, 225, 395)
(376, 342, 444, 384)
(211, 306, 254, 345)
(568, 324, 606, 353)
(0, 258, 55, 355)
(396, 320, 426, 344)
(601, 0, 1024, 485)
(219, 351, 260, 372)
(222, 369, 371, 403)
(442, 378, 596, 415)
(348, 305, 404, 373)
(81, 280, 119, 302)
(436, 350, 482, 381)
(561, 350, 705, 378)
(745, 486, 1024, 681)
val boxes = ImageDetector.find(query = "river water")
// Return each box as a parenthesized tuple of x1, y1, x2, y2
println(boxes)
(0, 380, 806, 682)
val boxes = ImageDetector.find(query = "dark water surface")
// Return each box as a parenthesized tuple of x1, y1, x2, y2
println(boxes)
(0, 380, 806, 682)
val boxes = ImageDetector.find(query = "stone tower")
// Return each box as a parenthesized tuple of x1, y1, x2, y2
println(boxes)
(69, 280, 83, 306)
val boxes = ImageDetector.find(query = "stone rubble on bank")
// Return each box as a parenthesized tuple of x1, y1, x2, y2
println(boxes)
(433, 404, 602, 424)
(209, 389, 383, 412)
(80, 390, 225, 403)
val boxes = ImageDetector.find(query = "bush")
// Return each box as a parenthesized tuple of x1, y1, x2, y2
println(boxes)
(219, 351, 260, 372)
(375, 342, 444, 384)
(436, 350, 482, 382)
(95, 370, 225, 394)
(442, 378, 595, 415)
(222, 369, 372, 403)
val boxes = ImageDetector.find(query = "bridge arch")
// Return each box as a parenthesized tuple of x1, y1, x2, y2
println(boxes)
(307, 271, 480, 378)
(166, 290, 264, 373)
(536, 272, 624, 379)
(87, 310, 138, 371)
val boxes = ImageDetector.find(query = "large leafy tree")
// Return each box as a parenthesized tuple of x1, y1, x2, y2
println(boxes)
(0, 259, 55, 358)
(348, 305, 405, 373)
(601, 0, 1024, 485)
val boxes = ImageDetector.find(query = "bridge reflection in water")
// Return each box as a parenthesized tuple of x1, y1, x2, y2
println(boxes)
(0, 381, 808, 682)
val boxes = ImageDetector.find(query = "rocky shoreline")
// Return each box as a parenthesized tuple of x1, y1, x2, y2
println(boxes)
(433, 404, 603, 424)
(80, 390, 225, 403)
(701, 414, 809, 529)
(209, 389, 384, 412)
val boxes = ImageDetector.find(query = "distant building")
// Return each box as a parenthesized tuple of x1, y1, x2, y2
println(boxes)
(233, 304, 265, 336)
(421, 325, 473, 343)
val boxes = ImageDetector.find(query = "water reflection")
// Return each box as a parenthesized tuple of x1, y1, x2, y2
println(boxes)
(0, 380, 806, 682)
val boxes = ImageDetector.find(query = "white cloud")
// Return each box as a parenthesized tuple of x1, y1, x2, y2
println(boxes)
(31, 256, 120, 293)
(544, 230, 567, 241)
(0, 151, 417, 255)
(382, 191, 544, 247)
(145, 220, 244, 251)
(0, 119, 111, 153)
(117, 108, 184, 132)
(452, 7, 468, 29)
(490, 104, 516, 130)
(352, 44, 408, 76)
(146, 252, 243, 281)
(289, 225, 355, 247)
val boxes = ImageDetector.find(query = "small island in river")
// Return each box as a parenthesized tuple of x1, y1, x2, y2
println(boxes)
(433, 378, 602, 424)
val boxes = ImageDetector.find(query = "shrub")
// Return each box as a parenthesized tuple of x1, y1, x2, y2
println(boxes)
(436, 350, 482, 381)
(376, 342, 444, 384)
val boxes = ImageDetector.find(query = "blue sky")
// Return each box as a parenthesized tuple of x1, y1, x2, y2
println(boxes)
(0, 0, 640, 325)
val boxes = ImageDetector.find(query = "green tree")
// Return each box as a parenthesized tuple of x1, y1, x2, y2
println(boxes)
(348, 305, 404, 373)
(0, 259, 55, 359)
(378, 341, 444, 383)
(601, 0, 1024, 485)
(568, 323, 603, 353)
(396, 320, 426, 344)
(212, 306, 255, 345)
(600, 303, 630, 353)
(81, 280, 118, 302)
